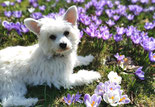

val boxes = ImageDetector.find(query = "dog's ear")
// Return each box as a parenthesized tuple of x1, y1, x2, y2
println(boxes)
(24, 18, 40, 35)
(63, 5, 78, 25)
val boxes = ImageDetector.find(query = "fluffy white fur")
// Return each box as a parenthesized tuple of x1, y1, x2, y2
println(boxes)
(0, 6, 101, 107)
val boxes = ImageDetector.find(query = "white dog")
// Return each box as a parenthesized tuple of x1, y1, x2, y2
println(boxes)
(0, 6, 101, 107)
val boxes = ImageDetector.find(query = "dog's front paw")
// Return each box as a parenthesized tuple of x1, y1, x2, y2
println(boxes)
(84, 54, 94, 65)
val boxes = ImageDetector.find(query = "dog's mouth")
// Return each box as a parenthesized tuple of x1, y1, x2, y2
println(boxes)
(55, 47, 72, 54)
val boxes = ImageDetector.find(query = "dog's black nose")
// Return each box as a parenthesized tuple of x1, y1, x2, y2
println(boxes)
(59, 43, 67, 49)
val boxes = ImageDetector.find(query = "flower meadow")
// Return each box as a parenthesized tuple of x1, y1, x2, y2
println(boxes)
(0, 0, 155, 106)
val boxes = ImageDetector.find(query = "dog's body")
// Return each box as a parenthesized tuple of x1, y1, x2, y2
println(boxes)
(0, 6, 101, 107)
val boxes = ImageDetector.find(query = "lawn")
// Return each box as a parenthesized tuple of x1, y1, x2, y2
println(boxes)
(0, 0, 155, 107)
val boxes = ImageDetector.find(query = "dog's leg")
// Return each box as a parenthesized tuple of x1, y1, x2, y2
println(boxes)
(75, 54, 94, 67)
(2, 96, 38, 107)
(67, 70, 101, 88)
(1, 81, 38, 107)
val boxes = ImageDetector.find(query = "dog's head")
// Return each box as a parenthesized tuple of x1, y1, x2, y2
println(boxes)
(24, 6, 80, 57)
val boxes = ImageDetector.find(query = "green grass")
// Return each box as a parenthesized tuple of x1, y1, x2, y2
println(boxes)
(0, 0, 155, 107)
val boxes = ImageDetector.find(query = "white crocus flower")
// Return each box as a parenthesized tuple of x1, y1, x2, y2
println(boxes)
(103, 89, 121, 106)
(28, 7, 35, 13)
(108, 71, 122, 84)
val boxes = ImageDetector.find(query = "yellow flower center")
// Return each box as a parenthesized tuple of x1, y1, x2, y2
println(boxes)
(68, 100, 71, 103)
(153, 55, 155, 58)
(99, 89, 103, 92)
(124, 58, 128, 62)
(114, 77, 117, 79)
(110, 88, 113, 90)
(91, 101, 95, 107)
(111, 96, 114, 100)
(120, 55, 122, 57)
(120, 97, 125, 102)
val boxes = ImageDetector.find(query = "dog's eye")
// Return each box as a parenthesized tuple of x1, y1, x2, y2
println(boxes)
(49, 35, 56, 40)
(64, 31, 69, 36)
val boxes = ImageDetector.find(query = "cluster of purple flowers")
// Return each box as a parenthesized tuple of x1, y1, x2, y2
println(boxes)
(70, 0, 154, 44)
(2, 21, 29, 36)
(4, 11, 22, 18)
(64, 71, 130, 107)
(131, 0, 155, 4)
(66, 0, 84, 3)
(94, 81, 130, 106)
(128, 5, 143, 15)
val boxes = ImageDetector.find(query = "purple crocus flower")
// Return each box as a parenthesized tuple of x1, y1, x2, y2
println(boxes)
(16, 0, 22, 3)
(32, 2, 38, 8)
(141, 37, 155, 51)
(96, 19, 102, 26)
(20, 24, 29, 33)
(106, 19, 115, 27)
(91, 15, 98, 22)
(58, 8, 65, 16)
(79, 31, 83, 39)
(39, 5, 46, 11)
(131, 34, 142, 45)
(1, 3, 7, 7)
(94, 82, 106, 96)
(84, 94, 102, 107)
(13, 22, 21, 30)
(113, 34, 123, 42)
(95, 30, 102, 38)
(116, 27, 125, 35)
(149, 52, 155, 62)
(29, 0, 37, 4)
(100, 25, 109, 33)
(140, 0, 149, 4)
(113, 15, 120, 21)
(102, 33, 112, 40)
(114, 1, 120, 5)
(152, 0, 155, 3)
(74, 92, 83, 103)
(79, 14, 91, 25)
(2, 21, 12, 31)
(13, 11, 22, 18)
(64, 94, 75, 105)
(126, 14, 134, 20)
(10, 2, 15, 6)
(134, 5, 143, 15)
(114, 53, 125, 61)
(95, 10, 103, 16)
(131, 0, 138, 3)
(126, 26, 135, 37)
(105, 9, 114, 18)
(30, 12, 43, 20)
(4, 11, 12, 18)
(144, 22, 155, 30)
(85, 1, 93, 9)
(134, 67, 145, 80)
